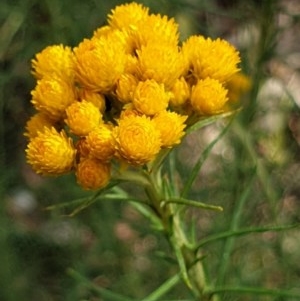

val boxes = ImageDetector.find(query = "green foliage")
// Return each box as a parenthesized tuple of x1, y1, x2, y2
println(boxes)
(1, 0, 300, 300)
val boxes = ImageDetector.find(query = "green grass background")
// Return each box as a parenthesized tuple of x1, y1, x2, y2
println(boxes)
(1, 0, 300, 300)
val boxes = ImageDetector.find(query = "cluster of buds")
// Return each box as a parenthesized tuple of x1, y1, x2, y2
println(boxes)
(25, 2, 248, 190)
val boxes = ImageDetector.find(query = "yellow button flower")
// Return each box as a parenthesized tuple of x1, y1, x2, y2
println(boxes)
(78, 89, 106, 113)
(74, 35, 127, 93)
(65, 100, 102, 136)
(153, 110, 187, 148)
(113, 115, 161, 165)
(25, 127, 75, 175)
(31, 76, 76, 120)
(190, 78, 228, 115)
(136, 43, 184, 89)
(24, 112, 55, 139)
(116, 73, 138, 103)
(108, 2, 149, 31)
(31, 44, 75, 81)
(133, 80, 170, 116)
(132, 14, 179, 49)
(169, 77, 190, 107)
(75, 157, 111, 190)
(119, 105, 141, 119)
(182, 36, 240, 83)
(86, 125, 115, 162)
(76, 138, 91, 159)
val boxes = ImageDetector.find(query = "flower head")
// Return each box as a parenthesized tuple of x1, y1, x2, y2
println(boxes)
(133, 80, 170, 115)
(74, 36, 127, 92)
(75, 157, 111, 190)
(182, 36, 240, 82)
(26, 127, 75, 175)
(86, 125, 115, 161)
(132, 14, 179, 49)
(24, 112, 56, 139)
(116, 73, 138, 103)
(113, 115, 161, 165)
(153, 110, 187, 147)
(169, 77, 190, 107)
(190, 78, 228, 115)
(108, 2, 149, 31)
(78, 89, 106, 113)
(31, 76, 76, 121)
(76, 138, 91, 159)
(65, 100, 102, 136)
(136, 43, 184, 88)
(31, 44, 75, 81)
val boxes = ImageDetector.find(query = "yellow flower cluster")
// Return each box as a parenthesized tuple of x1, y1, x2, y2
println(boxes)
(25, 2, 245, 190)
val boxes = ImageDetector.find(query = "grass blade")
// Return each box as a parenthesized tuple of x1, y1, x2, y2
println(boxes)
(181, 121, 232, 198)
(196, 223, 300, 250)
(141, 273, 181, 301)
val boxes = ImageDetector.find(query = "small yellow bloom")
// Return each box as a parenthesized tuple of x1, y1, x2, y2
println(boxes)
(24, 112, 55, 139)
(92, 25, 112, 39)
(119, 105, 141, 119)
(116, 73, 138, 103)
(136, 43, 184, 88)
(26, 127, 75, 175)
(108, 2, 149, 31)
(31, 76, 76, 120)
(190, 78, 228, 115)
(75, 157, 111, 190)
(31, 44, 75, 81)
(76, 138, 91, 159)
(125, 54, 138, 74)
(133, 80, 170, 115)
(78, 88, 106, 113)
(169, 77, 190, 107)
(93, 28, 133, 55)
(113, 115, 161, 165)
(65, 100, 102, 136)
(153, 110, 187, 147)
(86, 125, 115, 162)
(74, 36, 127, 92)
(132, 14, 179, 49)
(182, 36, 240, 82)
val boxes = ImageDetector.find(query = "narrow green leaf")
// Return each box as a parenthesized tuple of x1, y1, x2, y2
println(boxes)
(45, 180, 121, 213)
(181, 120, 232, 198)
(196, 223, 300, 250)
(173, 242, 192, 289)
(205, 285, 300, 299)
(67, 180, 122, 216)
(67, 268, 135, 301)
(141, 273, 181, 301)
(162, 198, 223, 212)
(185, 110, 238, 135)
(129, 201, 164, 231)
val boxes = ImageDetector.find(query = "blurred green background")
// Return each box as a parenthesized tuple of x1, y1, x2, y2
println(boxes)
(1, 0, 300, 300)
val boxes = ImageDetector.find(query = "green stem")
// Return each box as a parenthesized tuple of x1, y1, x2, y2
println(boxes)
(144, 171, 219, 301)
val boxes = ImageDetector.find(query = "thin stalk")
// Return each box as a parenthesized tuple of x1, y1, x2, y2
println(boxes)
(145, 169, 219, 301)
